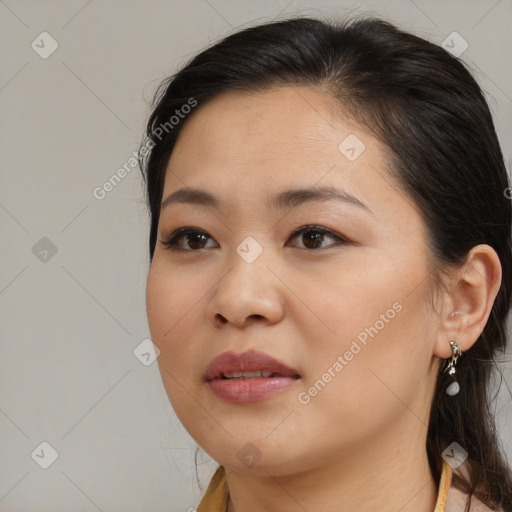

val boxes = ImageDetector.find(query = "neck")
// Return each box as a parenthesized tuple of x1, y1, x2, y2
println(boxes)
(225, 416, 438, 512)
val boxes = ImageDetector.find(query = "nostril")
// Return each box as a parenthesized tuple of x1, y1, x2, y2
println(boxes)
(215, 314, 228, 325)
(214, 313, 266, 328)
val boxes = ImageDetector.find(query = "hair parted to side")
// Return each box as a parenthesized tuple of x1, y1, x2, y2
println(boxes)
(139, 16, 512, 511)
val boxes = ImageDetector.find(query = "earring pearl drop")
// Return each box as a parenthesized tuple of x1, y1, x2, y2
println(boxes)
(446, 380, 460, 396)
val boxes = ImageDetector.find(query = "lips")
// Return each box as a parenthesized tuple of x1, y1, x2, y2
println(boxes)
(204, 349, 300, 382)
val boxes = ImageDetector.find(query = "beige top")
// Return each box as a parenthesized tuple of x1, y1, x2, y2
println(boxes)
(196, 460, 501, 511)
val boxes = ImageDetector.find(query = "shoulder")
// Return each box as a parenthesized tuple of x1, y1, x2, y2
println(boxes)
(196, 465, 229, 512)
(445, 485, 504, 512)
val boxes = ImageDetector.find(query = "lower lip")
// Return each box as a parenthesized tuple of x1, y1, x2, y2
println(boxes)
(208, 376, 299, 403)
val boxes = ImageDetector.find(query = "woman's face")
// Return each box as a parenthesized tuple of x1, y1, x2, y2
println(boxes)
(146, 86, 442, 475)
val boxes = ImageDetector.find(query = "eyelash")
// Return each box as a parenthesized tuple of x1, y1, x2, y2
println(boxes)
(158, 224, 349, 252)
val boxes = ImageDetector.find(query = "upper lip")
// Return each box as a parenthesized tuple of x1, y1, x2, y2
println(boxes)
(204, 349, 300, 381)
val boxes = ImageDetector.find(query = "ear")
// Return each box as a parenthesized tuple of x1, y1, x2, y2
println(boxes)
(433, 244, 502, 359)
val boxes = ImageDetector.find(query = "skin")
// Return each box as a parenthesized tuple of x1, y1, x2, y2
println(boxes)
(145, 86, 501, 512)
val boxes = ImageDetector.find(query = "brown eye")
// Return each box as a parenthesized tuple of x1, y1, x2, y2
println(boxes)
(301, 230, 325, 249)
(288, 226, 347, 250)
(184, 232, 209, 250)
(160, 228, 218, 251)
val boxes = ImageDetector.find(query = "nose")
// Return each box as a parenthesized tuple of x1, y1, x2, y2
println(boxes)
(206, 251, 285, 329)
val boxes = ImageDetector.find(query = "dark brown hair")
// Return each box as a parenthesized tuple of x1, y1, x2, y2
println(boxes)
(139, 16, 512, 511)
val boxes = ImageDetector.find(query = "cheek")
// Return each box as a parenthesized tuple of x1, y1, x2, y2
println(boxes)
(147, 258, 201, 336)
(291, 305, 433, 454)
(146, 261, 206, 377)
(291, 250, 435, 412)
(288, 247, 428, 348)
(146, 261, 213, 427)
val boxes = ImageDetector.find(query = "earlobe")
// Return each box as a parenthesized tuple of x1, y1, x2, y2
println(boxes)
(433, 244, 502, 359)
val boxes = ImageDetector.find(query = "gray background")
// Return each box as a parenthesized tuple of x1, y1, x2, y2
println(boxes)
(1, 1, 511, 511)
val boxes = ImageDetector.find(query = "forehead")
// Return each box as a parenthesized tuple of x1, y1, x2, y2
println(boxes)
(173, 87, 348, 158)
(164, 86, 382, 189)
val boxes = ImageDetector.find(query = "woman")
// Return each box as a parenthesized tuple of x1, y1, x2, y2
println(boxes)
(139, 16, 512, 512)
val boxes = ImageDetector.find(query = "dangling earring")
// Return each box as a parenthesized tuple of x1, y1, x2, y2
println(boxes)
(443, 340, 462, 396)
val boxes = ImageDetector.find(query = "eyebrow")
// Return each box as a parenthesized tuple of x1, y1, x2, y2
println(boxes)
(160, 186, 372, 214)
